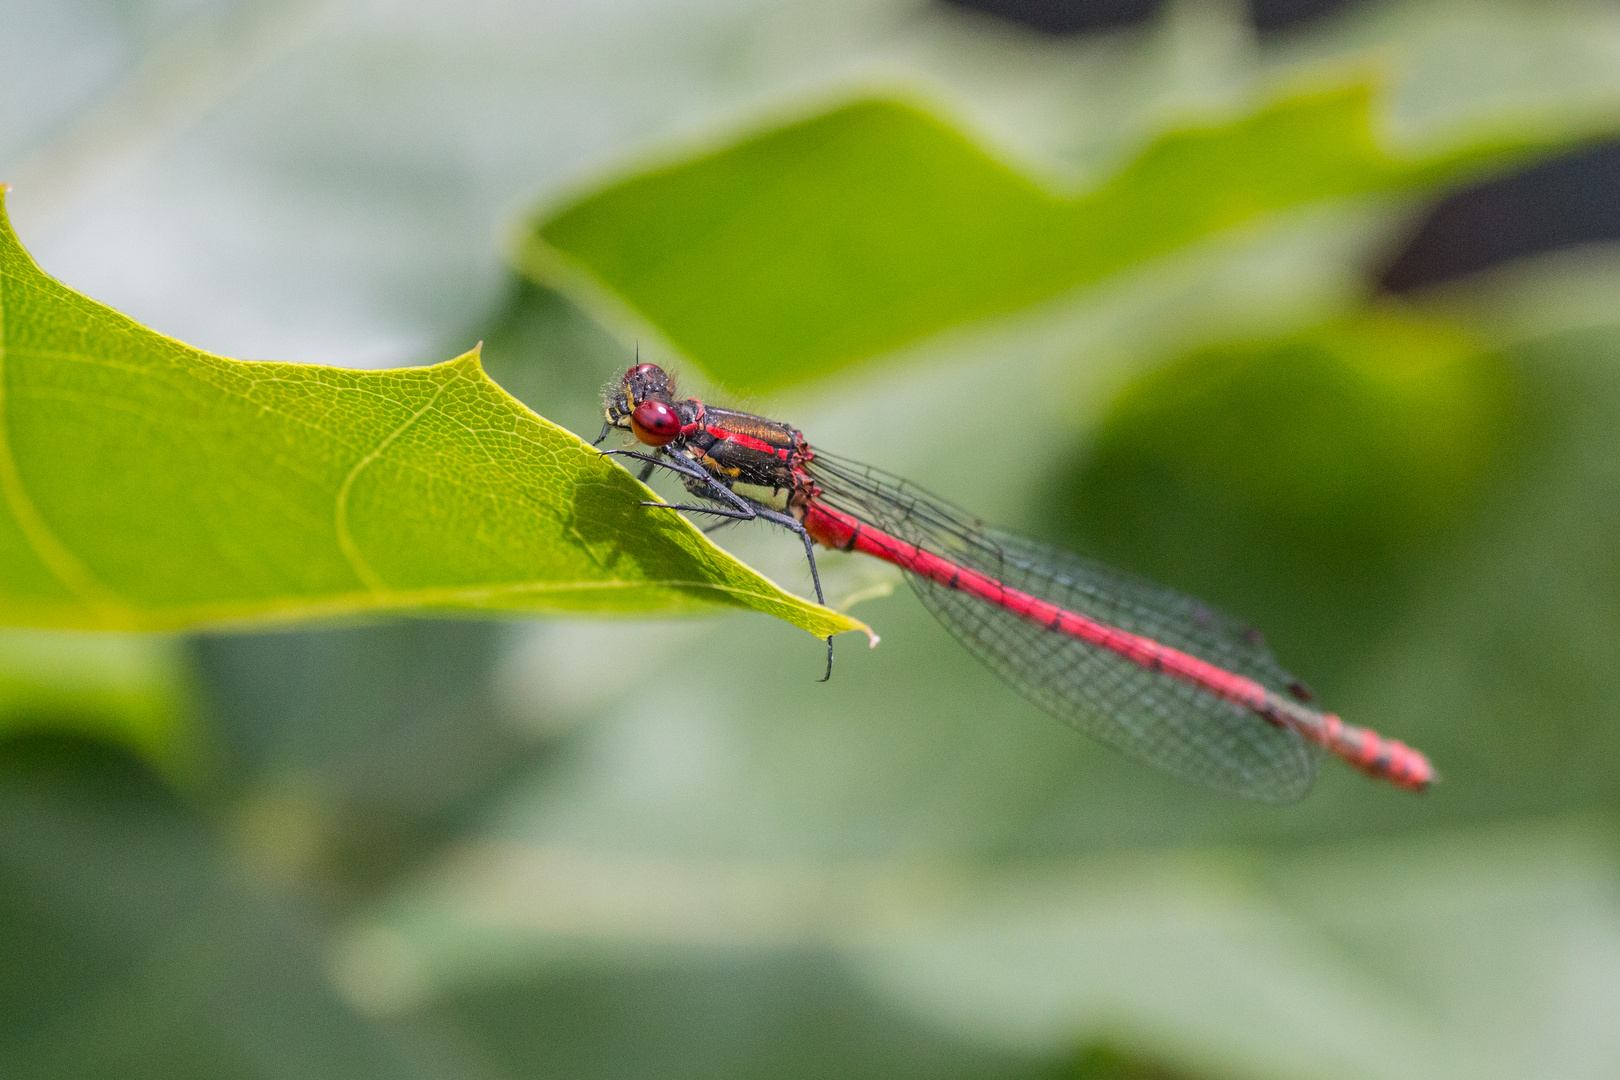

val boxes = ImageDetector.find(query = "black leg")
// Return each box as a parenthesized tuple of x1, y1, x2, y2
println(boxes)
(753, 507, 825, 605)
(606, 443, 838, 683)
(640, 502, 757, 522)
(604, 447, 728, 495)
(602, 448, 709, 488)
(606, 447, 755, 517)
(751, 505, 836, 682)
(592, 446, 660, 482)
(592, 420, 612, 447)
(599, 446, 660, 466)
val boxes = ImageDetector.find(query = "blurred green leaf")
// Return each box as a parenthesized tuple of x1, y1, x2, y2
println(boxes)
(1322, 322, 1620, 823)
(193, 621, 542, 905)
(0, 630, 194, 780)
(0, 739, 457, 1080)
(0, 193, 861, 641)
(353, 818, 1620, 1080)
(424, 951, 1053, 1080)
(1066, 1044, 1200, 1080)
(843, 822, 1620, 1080)
(522, 82, 1565, 390)
(1093, 309, 1504, 533)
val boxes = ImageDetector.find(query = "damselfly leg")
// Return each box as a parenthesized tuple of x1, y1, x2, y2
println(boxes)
(600, 445, 836, 680)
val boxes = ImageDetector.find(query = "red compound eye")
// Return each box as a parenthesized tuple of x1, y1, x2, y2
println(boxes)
(627, 362, 661, 378)
(630, 399, 681, 446)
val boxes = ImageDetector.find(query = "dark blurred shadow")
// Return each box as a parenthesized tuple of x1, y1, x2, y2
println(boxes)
(940, 0, 1362, 35)
(1381, 141, 1620, 292)
(1249, 0, 1360, 33)
(941, 0, 1164, 34)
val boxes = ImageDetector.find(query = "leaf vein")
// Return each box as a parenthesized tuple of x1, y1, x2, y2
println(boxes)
(333, 370, 462, 592)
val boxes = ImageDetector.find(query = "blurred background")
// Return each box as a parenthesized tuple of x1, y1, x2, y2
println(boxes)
(5, 0, 1620, 1077)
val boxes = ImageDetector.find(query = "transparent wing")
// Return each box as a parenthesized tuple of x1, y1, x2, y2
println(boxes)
(808, 453, 1319, 802)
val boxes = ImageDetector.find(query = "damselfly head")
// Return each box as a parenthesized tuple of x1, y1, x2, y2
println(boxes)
(624, 361, 669, 393)
(603, 362, 676, 432)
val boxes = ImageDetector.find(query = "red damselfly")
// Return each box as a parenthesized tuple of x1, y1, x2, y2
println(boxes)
(596, 362, 1434, 802)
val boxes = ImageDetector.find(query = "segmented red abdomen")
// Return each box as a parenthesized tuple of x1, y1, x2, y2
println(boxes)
(803, 499, 1434, 796)
(1286, 707, 1435, 791)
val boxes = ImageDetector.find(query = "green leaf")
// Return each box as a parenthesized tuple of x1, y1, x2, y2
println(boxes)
(0, 192, 863, 641)
(520, 81, 1564, 390)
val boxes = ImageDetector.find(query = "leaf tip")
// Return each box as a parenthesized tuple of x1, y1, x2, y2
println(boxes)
(827, 616, 877, 648)
(448, 342, 486, 375)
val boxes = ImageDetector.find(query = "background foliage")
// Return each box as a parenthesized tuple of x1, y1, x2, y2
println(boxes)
(5, 1, 1620, 1078)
